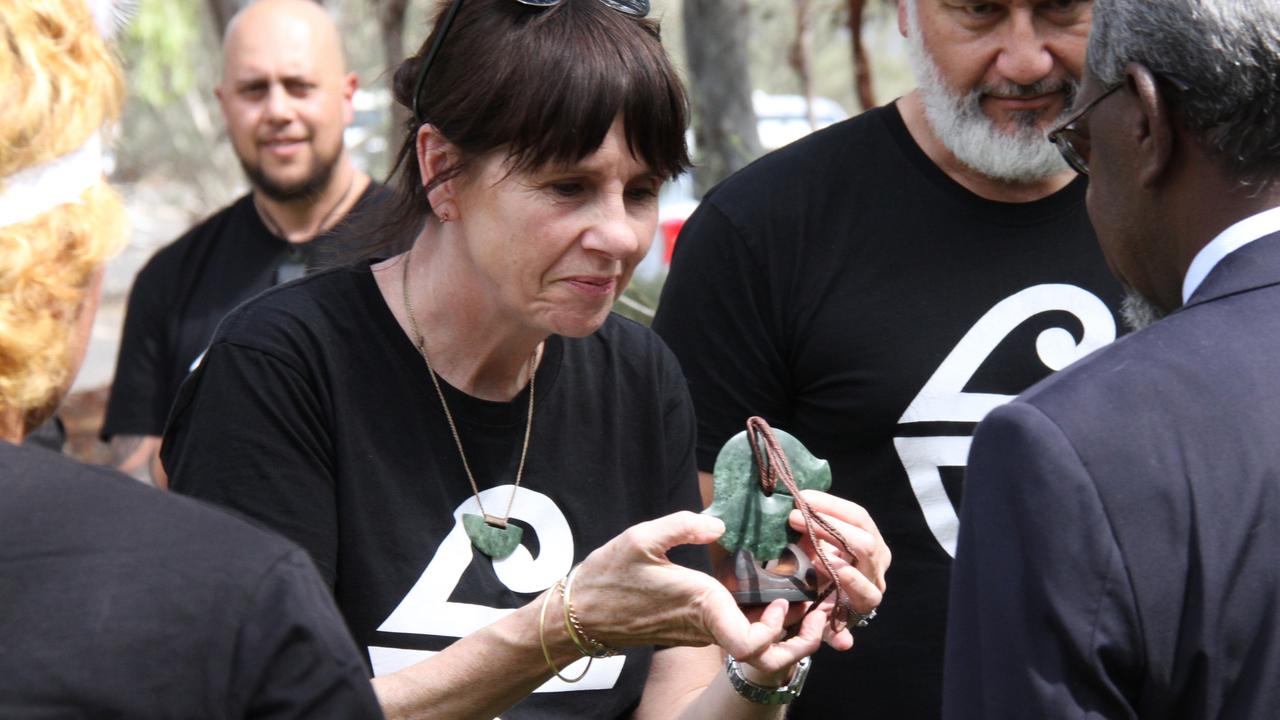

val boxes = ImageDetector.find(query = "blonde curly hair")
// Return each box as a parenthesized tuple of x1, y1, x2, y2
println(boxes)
(0, 0, 127, 432)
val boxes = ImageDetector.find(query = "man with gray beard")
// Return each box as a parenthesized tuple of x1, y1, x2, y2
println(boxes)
(653, 1, 1123, 716)
(946, 0, 1280, 715)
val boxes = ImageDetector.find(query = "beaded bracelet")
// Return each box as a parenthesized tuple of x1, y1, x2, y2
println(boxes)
(538, 578, 591, 683)
(561, 565, 619, 659)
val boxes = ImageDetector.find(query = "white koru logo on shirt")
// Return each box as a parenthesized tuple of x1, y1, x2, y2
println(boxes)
(894, 284, 1115, 557)
(368, 485, 625, 691)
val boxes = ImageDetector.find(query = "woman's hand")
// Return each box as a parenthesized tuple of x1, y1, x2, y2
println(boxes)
(788, 489, 891, 651)
(566, 511, 822, 671)
(731, 597, 828, 684)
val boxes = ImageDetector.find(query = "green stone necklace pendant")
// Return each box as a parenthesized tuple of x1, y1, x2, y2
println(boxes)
(703, 418, 832, 605)
(462, 513, 524, 560)
(401, 249, 537, 562)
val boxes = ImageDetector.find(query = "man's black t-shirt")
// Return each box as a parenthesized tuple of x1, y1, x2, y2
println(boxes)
(0, 441, 382, 718)
(652, 103, 1125, 718)
(102, 183, 401, 440)
(164, 265, 707, 719)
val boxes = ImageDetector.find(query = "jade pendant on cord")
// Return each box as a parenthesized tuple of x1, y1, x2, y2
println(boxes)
(702, 427, 832, 562)
(463, 513, 523, 559)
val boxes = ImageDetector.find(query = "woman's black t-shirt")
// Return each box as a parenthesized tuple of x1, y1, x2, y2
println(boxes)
(166, 264, 706, 719)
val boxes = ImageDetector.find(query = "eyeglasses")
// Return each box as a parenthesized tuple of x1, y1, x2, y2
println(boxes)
(1048, 73, 1192, 176)
(1046, 82, 1123, 176)
(411, 0, 652, 124)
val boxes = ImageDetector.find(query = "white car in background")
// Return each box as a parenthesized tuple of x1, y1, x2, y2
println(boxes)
(344, 88, 391, 172)
(754, 90, 849, 151)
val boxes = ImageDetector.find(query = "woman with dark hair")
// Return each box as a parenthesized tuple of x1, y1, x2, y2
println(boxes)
(166, 0, 888, 717)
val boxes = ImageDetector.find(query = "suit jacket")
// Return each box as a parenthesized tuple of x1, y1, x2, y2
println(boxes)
(943, 230, 1280, 719)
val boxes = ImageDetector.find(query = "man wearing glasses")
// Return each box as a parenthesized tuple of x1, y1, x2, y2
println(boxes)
(654, 1, 1121, 716)
(945, 0, 1280, 715)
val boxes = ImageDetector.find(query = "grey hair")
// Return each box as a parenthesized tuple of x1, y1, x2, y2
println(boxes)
(1088, 0, 1280, 185)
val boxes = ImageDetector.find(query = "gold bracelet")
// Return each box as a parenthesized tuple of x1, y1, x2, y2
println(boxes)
(562, 565, 619, 659)
(539, 578, 592, 683)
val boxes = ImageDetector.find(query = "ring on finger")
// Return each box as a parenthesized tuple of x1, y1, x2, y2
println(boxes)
(849, 608, 877, 628)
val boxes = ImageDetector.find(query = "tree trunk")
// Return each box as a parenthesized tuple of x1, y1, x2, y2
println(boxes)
(683, 0, 762, 197)
(376, 0, 412, 137)
(847, 0, 876, 111)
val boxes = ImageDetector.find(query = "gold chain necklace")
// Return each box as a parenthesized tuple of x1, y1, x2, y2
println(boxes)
(400, 247, 536, 560)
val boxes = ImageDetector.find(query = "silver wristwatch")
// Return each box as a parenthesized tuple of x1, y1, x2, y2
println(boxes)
(725, 655, 811, 705)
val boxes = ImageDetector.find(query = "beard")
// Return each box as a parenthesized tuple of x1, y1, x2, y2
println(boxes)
(904, 6, 1077, 183)
(1119, 287, 1166, 332)
(240, 139, 341, 202)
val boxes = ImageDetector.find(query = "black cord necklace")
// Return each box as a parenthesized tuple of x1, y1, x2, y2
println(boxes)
(253, 172, 357, 244)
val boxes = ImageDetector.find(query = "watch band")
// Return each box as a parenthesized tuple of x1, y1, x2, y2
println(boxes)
(725, 655, 811, 705)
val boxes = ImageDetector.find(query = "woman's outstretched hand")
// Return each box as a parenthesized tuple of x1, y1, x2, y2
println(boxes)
(567, 511, 824, 674)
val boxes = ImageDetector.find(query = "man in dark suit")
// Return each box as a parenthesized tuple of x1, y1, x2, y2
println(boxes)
(943, 0, 1280, 717)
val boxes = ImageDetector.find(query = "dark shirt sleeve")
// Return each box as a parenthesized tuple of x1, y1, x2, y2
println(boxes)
(103, 256, 176, 439)
(164, 338, 341, 586)
(651, 201, 792, 473)
(943, 401, 1141, 719)
(229, 548, 383, 718)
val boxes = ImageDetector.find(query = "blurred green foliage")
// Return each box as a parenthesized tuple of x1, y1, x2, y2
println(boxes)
(615, 271, 666, 326)
(121, 0, 203, 107)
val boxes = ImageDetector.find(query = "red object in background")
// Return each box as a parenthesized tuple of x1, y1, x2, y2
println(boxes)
(661, 217, 685, 264)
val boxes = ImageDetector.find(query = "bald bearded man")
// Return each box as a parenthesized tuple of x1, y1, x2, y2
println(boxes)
(103, 0, 403, 486)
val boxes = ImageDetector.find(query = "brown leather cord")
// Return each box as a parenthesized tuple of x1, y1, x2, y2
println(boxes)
(746, 416, 854, 634)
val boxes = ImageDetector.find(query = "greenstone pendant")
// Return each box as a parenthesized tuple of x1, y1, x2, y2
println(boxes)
(702, 427, 832, 562)
(463, 513, 523, 560)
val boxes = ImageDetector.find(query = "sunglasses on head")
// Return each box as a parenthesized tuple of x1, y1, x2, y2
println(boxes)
(411, 0, 652, 125)
(1047, 73, 1191, 176)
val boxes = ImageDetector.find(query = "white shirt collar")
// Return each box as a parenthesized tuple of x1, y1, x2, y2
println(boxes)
(1182, 205, 1280, 304)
